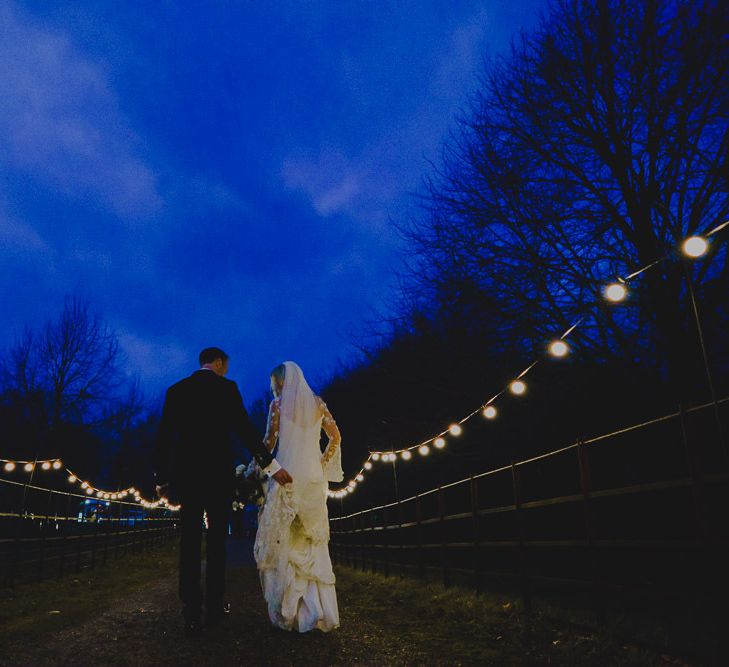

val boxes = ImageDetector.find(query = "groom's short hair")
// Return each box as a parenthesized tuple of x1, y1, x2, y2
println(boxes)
(199, 347, 229, 366)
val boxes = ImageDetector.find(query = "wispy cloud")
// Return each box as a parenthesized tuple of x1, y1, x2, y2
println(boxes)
(281, 151, 363, 217)
(0, 2, 162, 219)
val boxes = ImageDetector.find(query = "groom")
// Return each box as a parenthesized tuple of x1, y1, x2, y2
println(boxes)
(154, 347, 292, 635)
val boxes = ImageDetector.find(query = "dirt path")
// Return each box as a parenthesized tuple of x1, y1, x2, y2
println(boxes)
(1, 540, 668, 666)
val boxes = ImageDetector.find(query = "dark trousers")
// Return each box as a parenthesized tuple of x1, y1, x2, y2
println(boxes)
(178, 486, 231, 619)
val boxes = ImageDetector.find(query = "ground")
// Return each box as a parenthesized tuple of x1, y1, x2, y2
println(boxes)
(0, 539, 681, 666)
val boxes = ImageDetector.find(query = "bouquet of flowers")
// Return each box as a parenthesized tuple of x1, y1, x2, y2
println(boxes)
(234, 460, 266, 508)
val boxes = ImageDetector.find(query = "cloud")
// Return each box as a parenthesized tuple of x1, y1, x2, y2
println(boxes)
(0, 213, 48, 253)
(0, 2, 162, 218)
(117, 331, 189, 384)
(281, 152, 362, 217)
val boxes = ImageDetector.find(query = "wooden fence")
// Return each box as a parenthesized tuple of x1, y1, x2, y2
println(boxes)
(330, 397, 729, 660)
(0, 479, 178, 586)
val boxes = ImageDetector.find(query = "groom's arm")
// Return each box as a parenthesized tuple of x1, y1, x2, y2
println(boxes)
(153, 387, 176, 487)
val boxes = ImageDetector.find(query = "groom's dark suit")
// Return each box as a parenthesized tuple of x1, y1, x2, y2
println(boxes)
(154, 369, 274, 621)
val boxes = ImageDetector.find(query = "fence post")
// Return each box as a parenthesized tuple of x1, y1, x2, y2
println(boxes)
(397, 498, 404, 579)
(415, 493, 424, 580)
(511, 463, 530, 611)
(59, 493, 72, 579)
(355, 514, 360, 572)
(438, 486, 448, 588)
(75, 530, 83, 573)
(115, 502, 122, 560)
(90, 523, 97, 570)
(383, 505, 389, 578)
(577, 440, 604, 624)
(361, 512, 368, 573)
(38, 522, 46, 582)
(10, 535, 20, 587)
(679, 403, 723, 664)
(470, 475, 481, 594)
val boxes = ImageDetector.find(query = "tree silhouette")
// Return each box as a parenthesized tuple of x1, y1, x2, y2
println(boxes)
(401, 0, 728, 395)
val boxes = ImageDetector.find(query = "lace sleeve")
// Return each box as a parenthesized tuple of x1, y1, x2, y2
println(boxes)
(319, 398, 341, 463)
(263, 398, 280, 452)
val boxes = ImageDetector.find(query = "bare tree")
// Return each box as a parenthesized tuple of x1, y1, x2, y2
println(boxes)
(402, 0, 728, 391)
(2, 297, 129, 426)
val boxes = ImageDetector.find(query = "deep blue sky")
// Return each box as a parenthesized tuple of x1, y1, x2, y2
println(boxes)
(1, 0, 546, 401)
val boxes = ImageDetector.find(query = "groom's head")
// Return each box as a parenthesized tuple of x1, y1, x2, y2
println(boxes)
(199, 347, 229, 377)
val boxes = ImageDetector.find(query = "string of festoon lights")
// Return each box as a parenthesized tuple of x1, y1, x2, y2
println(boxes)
(327, 222, 729, 500)
(0, 456, 180, 511)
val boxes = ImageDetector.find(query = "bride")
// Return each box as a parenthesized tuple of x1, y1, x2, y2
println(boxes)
(254, 361, 343, 632)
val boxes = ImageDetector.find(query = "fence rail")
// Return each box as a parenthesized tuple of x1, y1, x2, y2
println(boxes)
(0, 477, 178, 587)
(330, 397, 729, 658)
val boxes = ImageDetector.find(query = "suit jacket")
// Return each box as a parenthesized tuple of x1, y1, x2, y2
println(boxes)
(153, 370, 273, 498)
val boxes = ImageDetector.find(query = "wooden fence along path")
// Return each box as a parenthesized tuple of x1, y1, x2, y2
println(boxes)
(0, 478, 178, 586)
(329, 397, 729, 652)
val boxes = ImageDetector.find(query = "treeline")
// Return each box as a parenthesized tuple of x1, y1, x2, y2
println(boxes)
(0, 297, 157, 494)
(318, 0, 729, 510)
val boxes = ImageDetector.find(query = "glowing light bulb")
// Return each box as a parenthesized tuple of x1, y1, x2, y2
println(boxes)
(401, 450, 412, 460)
(510, 380, 527, 395)
(3, 462, 15, 472)
(86, 488, 93, 495)
(434, 437, 446, 449)
(41, 461, 51, 470)
(682, 236, 708, 258)
(97, 491, 103, 498)
(81, 481, 88, 488)
(356, 474, 364, 482)
(364, 461, 373, 470)
(129, 488, 136, 494)
(483, 405, 497, 419)
(371, 453, 380, 462)
(419, 445, 430, 456)
(68, 474, 77, 483)
(24, 463, 34, 472)
(604, 283, 627, 302)
(348, 481, 357, 489)
(53, 460, 62, 469)
(449, 424, 463, 436)
(548, 340, 569, 357)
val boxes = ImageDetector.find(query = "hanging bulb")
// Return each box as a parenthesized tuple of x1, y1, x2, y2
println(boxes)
(434, 437, 446, 449)
(604, 282, 627, 302)
(682, 236, 708, 258)
(548, 340, 569, 357)
(356, 474, 364, 482)
(68, 474, 77, 483)
(3, 462, 15, 472)
(401, 450, 412, 461)
(52, 460, 62, 469)
(483, 405, 497, 419)
(364, 461, 373, 470)
(510, 380, 527, 395)
(371, 453, 380, 462)
(418, 445, 430, 456)
(24, 463, 34, 472)
(41, 461, 51, 470)
(449, 424, 463, 436)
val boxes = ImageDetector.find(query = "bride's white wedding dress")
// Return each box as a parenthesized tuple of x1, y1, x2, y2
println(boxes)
(254, 362, 343, 632)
